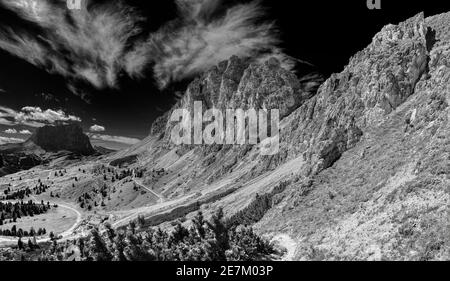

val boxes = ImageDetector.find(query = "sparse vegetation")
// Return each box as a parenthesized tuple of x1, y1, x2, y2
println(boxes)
(7, 209, 274, 261)
(227, 181, 290, 227)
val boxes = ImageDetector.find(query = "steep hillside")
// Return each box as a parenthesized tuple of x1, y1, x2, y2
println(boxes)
(254, 12, 450, 260)
(99, 12, 447, 260)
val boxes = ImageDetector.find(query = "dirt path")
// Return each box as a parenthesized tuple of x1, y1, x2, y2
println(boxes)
(133, 179, 165, 204)
(0, 201, 82, 245)
(56, 203, 82, 238)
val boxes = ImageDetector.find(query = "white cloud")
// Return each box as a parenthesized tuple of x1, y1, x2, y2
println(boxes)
(18, 106, 81, 124)
(4, 128, 32, 134)
(0, 105, 81, 128)
(4, 128, 17, 134)
(90, 124, 106, 132)
(126, 0, 295, 88)
(0, 136, 24, 145)
(0, 0, 293, 94)
(0, 0, 144, 92)
(88, 133, 140, 145)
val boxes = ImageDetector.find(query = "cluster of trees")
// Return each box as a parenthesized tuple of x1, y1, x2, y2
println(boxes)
(93, 165, 145, 184)
(32, 181, 50, 195)
(150, 168, 166, 180)
(78, 184, 115, 210)
(17, 236, 40, 251)
(2, 180, 52, 200)
(134, 169, 145, 178)
(106, 169, 135, 182)
(0, 225, 47, 237)
(2, 186, 11, 196)
(49, 192, 60, 198)
(35, 209, 274, 261)
(0, 201, 52, 225)
(1, 187, 32, 200)
(54, 170, 67, 177)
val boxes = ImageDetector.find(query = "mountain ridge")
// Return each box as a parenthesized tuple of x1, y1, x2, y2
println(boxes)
(0, 11, 448, 261)
(105, 11, 448, 260)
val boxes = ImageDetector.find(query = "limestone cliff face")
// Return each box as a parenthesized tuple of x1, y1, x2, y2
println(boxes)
(139, 12, 447, 187)
(116, 11, 449, 260)
(151, 14, 438, 181)
(253, 13, 437, 177)
(0, 124, 95, 176)
(151, 55, 323, 141)
(29, 124, 95, 156)
(179, 56, 319, 116)
(254, 12, 449, 261)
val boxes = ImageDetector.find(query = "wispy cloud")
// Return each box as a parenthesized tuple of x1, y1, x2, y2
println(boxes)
(0, 136, 24, 145)
(89, 124, 105, 132)
(88, 133, 140, 145)
(0, 105, 81, 127)
(4, 128, 33, 135)
(0, 0, 293, 95)
(127, 0, 294, 88)
(0, 0, 143, 94)
(0, 106, 18, 126)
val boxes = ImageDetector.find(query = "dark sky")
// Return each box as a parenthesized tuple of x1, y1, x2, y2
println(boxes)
(269, 0, 449, 75)
(0, 0, 448, 145)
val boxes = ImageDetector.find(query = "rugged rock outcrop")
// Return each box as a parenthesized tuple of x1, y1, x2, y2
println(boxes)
(248, 13, 433, 177)
(151, 55, 323, 142)
(0, 152, 42, 177)
(0, 124, 95, 176)
(113, 12, 449, 261)
(29, 124, 95, 156)
(253, 12, 449, 260)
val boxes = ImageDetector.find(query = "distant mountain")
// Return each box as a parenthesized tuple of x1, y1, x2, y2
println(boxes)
(29, 123, 95, 156)
(0, 124, 96, 176)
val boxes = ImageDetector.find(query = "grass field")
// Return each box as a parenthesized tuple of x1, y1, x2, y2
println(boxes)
(0, 205, 78, 237)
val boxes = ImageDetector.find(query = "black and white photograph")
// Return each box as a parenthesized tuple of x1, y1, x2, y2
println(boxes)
(0, 0, 448, 270)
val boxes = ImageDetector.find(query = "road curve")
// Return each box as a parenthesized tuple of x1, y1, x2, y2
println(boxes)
(0, 202, 82, 245)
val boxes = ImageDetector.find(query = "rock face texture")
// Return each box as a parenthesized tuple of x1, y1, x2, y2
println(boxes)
(0, 153, 42, 177)
(151, 55, 323, 142)
(113, 12, 449, 260)
(29, 124, 95, 155)
(251, 13, 433, 176)
(141, 54, 323, 184)
(254, 12, 449, 261)
(0, 124, 95, 176)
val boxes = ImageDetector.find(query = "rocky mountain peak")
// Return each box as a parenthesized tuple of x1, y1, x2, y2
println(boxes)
(150, 55, 324, 140)
(29, 123, 95, 156)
